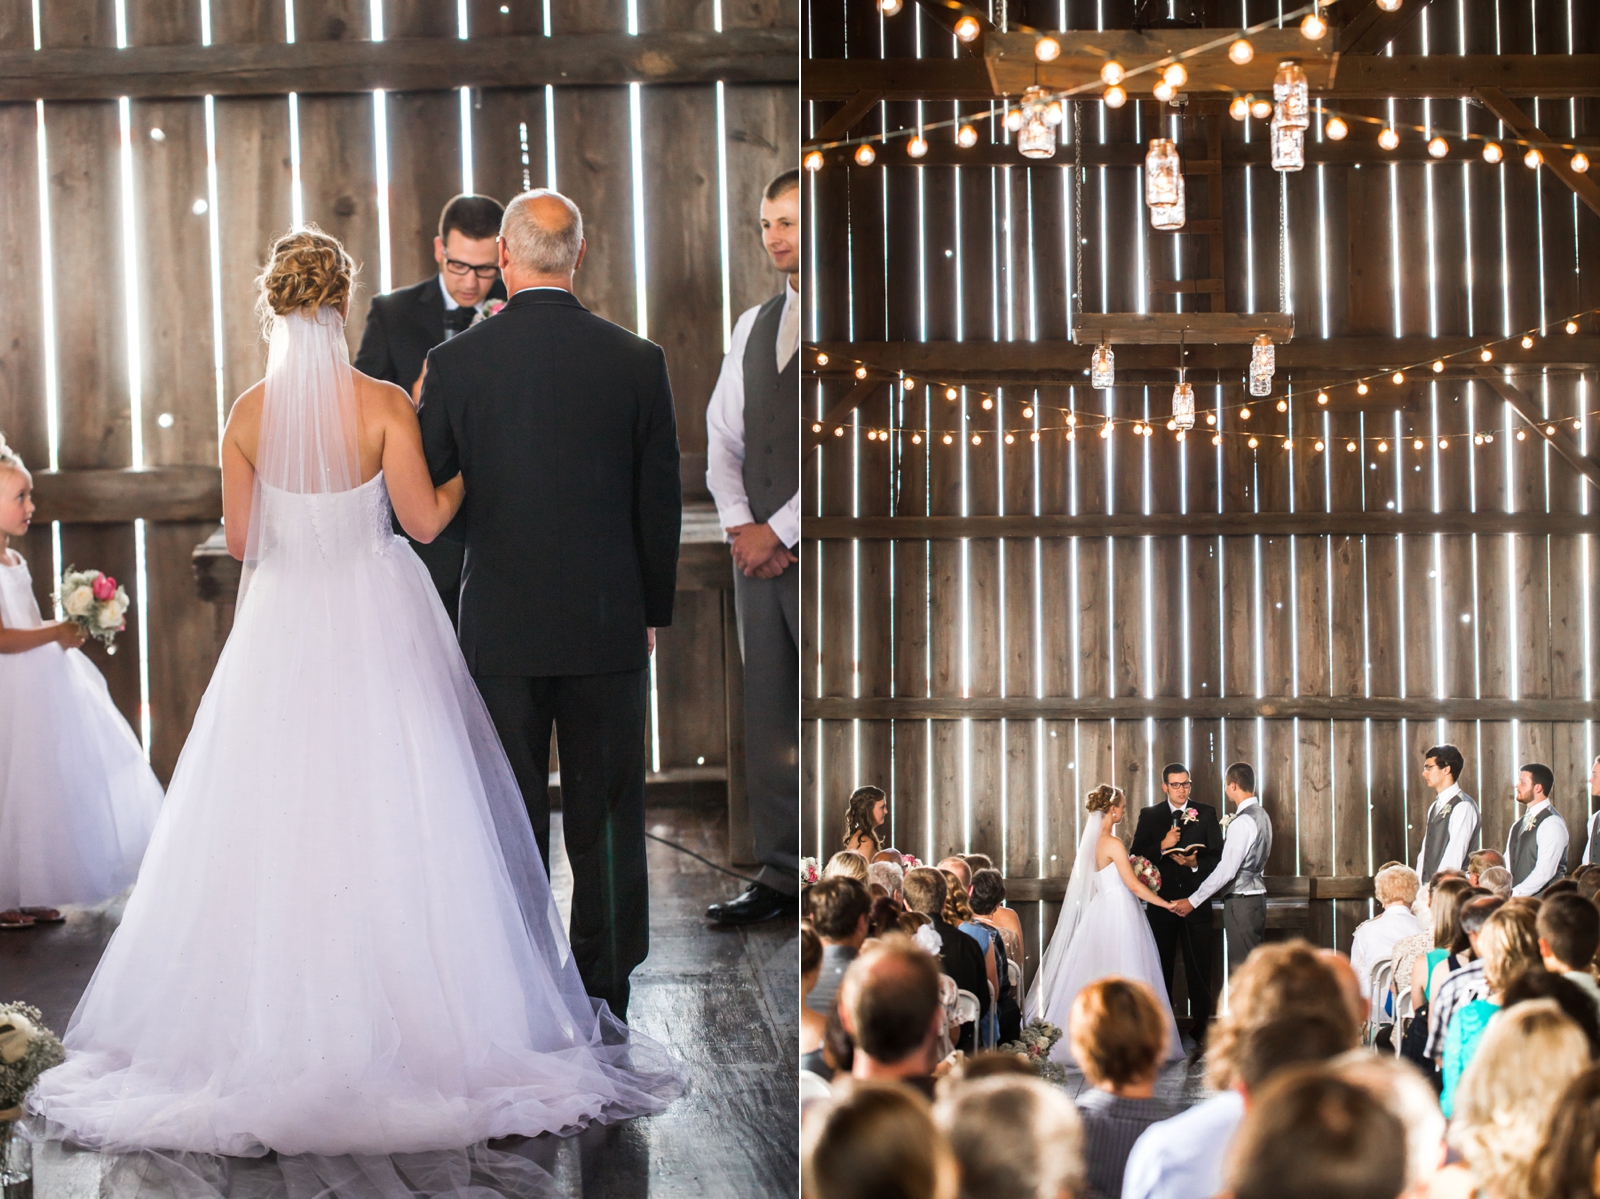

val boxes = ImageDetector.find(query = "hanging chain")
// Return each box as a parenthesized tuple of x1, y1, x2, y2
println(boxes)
(1073, 100, 1085, 333)
(1279, 176, 1289, 315)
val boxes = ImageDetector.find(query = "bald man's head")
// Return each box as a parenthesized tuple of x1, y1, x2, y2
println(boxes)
(500, 189, 584, 278)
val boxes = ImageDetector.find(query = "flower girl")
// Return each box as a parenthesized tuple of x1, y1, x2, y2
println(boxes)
(0, 434, 162, 919)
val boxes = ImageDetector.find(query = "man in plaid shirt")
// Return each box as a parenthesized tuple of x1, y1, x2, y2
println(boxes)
(1425, 895, 1503, 1061)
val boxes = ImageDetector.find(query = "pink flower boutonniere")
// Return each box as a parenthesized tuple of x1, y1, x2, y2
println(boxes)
(471, 299, 508, 326)
(1181, 807, 1199, 824)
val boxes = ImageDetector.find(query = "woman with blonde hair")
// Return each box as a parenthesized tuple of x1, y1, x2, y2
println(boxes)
(823, 849, 870, 882)
(1447, 1000, 1589, 1199)
(1441, 904, 1542, 1114)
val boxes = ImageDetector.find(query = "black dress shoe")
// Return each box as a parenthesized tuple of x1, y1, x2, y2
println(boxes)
(706, 882, 792, 925)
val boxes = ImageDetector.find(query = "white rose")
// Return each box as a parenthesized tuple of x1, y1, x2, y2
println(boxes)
(0, 1010, 37, 1064)
(63, 586, 94, 618)
(96, 604, 122, 629)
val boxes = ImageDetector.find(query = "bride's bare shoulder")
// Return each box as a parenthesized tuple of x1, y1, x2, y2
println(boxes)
(224, 381, 264, 437)
(1100, 834, 1129, 859)
(352, 372, 415, 422)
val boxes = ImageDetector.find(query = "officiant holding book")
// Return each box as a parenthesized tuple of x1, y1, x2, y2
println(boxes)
(355, 194, 507, 624)
(1130, 763, 1224, 1036)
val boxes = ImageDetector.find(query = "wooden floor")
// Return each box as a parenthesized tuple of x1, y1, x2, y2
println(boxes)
(4, 793, 799, 1198)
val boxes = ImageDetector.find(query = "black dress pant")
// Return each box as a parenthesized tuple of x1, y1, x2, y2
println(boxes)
(475, 669, 650, 1019)
(1146, 903, 1215, 1026)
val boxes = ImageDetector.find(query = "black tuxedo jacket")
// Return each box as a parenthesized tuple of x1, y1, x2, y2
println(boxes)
(353, 274, 507, 393)
(1130, 800, 1224, 903)
(418, 288, 682, 677)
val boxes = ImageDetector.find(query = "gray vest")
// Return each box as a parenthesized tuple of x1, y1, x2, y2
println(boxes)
(1229, 802, 1273, 897)
(740, 293, 799, 525)
(1587, 806, 1600, 869)
(1509, 805, 1567, 890)
(1420, 792, 1479, 879)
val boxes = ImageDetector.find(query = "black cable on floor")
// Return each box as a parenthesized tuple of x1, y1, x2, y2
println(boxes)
(644, 830, 764, 886)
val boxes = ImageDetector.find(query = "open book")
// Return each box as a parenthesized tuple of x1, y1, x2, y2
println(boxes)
(1161, 843, 1208, 858)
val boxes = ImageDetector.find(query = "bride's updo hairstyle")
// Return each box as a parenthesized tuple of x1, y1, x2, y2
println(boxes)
(1085, 784, 1124, 814)
(256, 226, 356, 329)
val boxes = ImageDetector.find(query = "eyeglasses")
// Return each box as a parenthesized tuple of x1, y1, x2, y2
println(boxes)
(443, 256, 500, 280)
(1166, 781, 1193, 790)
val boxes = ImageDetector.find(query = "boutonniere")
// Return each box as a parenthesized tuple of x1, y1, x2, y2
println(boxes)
(1181, 807, 1199, 824)
(1220, 813, 1234, 833)
(471, 299, 508, 325)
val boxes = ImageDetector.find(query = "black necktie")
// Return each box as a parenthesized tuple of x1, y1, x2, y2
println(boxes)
(444, 307, 475, 336)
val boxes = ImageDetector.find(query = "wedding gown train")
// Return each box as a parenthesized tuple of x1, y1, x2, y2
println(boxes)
(27, 308, 685, 1195)
(1025, 814, 1185, 1065)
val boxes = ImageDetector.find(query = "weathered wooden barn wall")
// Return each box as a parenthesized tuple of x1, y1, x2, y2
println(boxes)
(0, 0, 796, 786)
(801, 0, 1600, 979)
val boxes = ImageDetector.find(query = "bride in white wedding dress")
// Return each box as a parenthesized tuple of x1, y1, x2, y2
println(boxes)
(1025, 783, 1186, 1065)
(27, 231, 684, 1195)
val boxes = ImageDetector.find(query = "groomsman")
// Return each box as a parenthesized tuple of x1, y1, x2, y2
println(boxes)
(1130, 763, 1223, 1033)
(703, 168, 801, 925)
(1582, 756, 1600, 865)
(1174, 762, 1273, 971)
(1507, 762, 1570, 895)
(355, 194, 507, 623)
(1416, 744, 1480, 878)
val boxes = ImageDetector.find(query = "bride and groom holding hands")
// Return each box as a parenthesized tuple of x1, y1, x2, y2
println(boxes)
(1027, 763, 1274, 1061)
(27, 189, 688, 1163)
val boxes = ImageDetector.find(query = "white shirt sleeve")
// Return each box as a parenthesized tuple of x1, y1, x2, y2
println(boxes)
(767, 492, 800, 548)
(1189, 814, 1258, 908)
(704, 305, 762, 538)
(1441, 801, 1478, 873)
(1513, 812, 1571, 896)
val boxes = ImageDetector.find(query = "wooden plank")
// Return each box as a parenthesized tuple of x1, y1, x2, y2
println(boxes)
(1471, 366, 1600, 491)
(1337, 0, 1438, 55)
(802, 696, 1600, 722)
(802, 511, 1600, 537)
(1474, 87, 1600, 220)
(471, 87, 550, 201)
(554, 88, 636, 331)
(653, 588, 728, 770)
(723, 82, 799, 320)
(381, 89, 468, 291)
(0, 30, 800, 101)
(804, 88, 883, 147)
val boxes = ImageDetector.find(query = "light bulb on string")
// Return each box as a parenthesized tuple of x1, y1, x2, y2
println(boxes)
(1379, 127, 1400, 150)
(1392, 371, 1405, 384)
(1067, 412, 1076, 426)
(1176, 430, 1186, 442)
(1247, 436, 1259, 449)
(1439, 438, 1449, 448)
(912, 433, 922, 444)
(816, 351, 829, 365)
(1516, 429, 1527, 441)
(1485, 434, 1494, 443)
(1099, 424, 1112, 440)
(1525, 148, 1543, 168)
(1378, 440, 1388, 453)
(1483, 142, 1503, 164)
(1474, 434, 1484, 446)
(1314, 439, 1325, 452)
(1276, 399, 1288, 413)
(1346, 440, 1358, 452)
(1100, 60, 1125, 85)
(1566, 320, 1580, 334)
(1004, 433, 1015, 444)
(877, 0, 901, 13)
(1573, 153, 1591, 174)
(833, 426, 844, 437)
(1022, 406, 1033, 419)
(1521, 334, 1535, 348)
(1317, 391, 1330, 405)
(1376, 0, 1400, 10)
(1153, 80, 1175, 103)
(1103, 85, 1128, 108)
(1250, 97, 1273, 120)
(854, 143, 877, 166)
(1206, 412, 1217, 426)
(902, 376, 916, 391)
(1283, 438, 1293, 450)
(1428, 137, 1450, 158)
(1413, 438, 1424, 450)
(907, 135, 928, 159)
(1229, 38, 1254, 64)
(811, 422, 822, 433)
(981, 396, 993, 410)
(1574, 420, 1584, 431)
(1357, 382, 1369, 395)
(1240, 407, 1252, 420)
(855, 365, 868, 379)
(1546, 425, 1556, 437)
(1480, 348, 1493, 362)
(1230, 95, 1251, 121)
(804, 150, 825, 172)
(1326, 115, 1348, 140)
(1005, 108, 1024, 133)
(1035, 36, 1060, 62)
(1212, 434, 1223, 446)
(1433, 360, 1445, 373)
(1167, 419, 1178, 431)
(945, 387, 958, 400)
(1301, 8, 1326, 38)
(942, 432, 954, 444)
(1163, 62, 1188, 89)
(1066, 430, 1076, 441)
(954, 15, 981, 41)
(957, 124, 978, 148)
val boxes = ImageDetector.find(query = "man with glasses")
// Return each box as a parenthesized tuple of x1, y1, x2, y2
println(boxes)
(1131, 763, 1225, 1044)
(356, 193, 507, 623)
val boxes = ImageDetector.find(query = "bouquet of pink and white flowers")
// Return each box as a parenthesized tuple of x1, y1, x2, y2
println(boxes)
(1129, 854, 1163, 894)
(56, 566, 130, 653)
(800, 856, 821, 886)
(998, 1018, 1067, 1086)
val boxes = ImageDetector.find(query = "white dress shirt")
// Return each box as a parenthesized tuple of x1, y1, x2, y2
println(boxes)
(1414, 783, 1478, 876)
(1583, 808, 1600, 865)
(705, 280, 800, 548)
(1349, 904, 1423, 998)
(1189, 798, 1262, 907)
(1508, 799, 1571, 896)
(1121, 1091, 1245, 1199)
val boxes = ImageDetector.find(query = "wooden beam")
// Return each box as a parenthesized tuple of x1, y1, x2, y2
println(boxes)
(810, 336, 1600, 374)
(803, 511, 1600, 539)
(1473, 87, 1600, 220)
(1072, 312, 1295, 344)
(911, 0, 993, 56)
(1336, 0, 1437, 55)
(0, 30, 797, 102)
(805, 88, 885, 148)
(1471, 365, 1600, 491)
(803, 695, 1600, 722)
(985, 30, 1335, 97)
(31, 467, 222, 523)
(804, 55, 1600, 102)
(806, 377, 889, 454)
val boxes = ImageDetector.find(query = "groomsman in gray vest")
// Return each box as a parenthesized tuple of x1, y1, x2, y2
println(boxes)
(1173, 762, 1273, 971)
(703, 169, 801, 925)
(1581, 756, 1600, 865)
(1508, 762, 1570, 896)
(1416, 743, 1480, 879)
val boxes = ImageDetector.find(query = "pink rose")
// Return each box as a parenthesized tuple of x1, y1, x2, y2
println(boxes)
(91, 574, 117, 601)
(1184, 807, 1198, 821)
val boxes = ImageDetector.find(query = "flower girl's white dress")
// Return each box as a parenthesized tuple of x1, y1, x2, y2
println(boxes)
(0, 552, 162, 909)
(28, 308, 684, 1192)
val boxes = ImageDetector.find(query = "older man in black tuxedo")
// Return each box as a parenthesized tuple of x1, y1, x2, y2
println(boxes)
(1130, 763, 1224, 1038)
(355, 194, 506, 624)
(417, 190, 681, 1019)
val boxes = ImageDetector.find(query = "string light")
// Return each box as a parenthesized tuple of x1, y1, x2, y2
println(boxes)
(1035, 36, 1060, 62)
(1247, 436, 1259, 448)
(1022, 405, 1034, 419)
(1066, 430, 1076, 441)
(1250, 98, 1273, 120)
(1375, 0, 1401, 10)
(1438, 438, 1448, 449)
(1432, 360, 1445, 373)
(1346, 440, 1358, 452)
(1574, 153, 1591, 174)
(1479, 348, 1492, 362)
(1104, 86, 1128, 108)
(1413, 438, 1424, 450)
(1301, 7, 1327, 38)
(1316, 391, 1330, 405)
(1521, 335, 1535, 348)
(1240, 406, 1252, 420)
(1325, 116, 1348, 140)
(907, 135, 928, 159)
(1545, 424, 1556, 437)
(981, 396, 994, 410)
(877, 0, 901, 13)
(816, 352, 829, 365)
(957, 124, 978, 148)
(1482, 142, 1503, 164)
(1474, 434, 1484, 446)
(1230, 96, 1251, 121)
(811, 422, 822, 432)
(855, 366, 868, 379)
(1524, 148, 1543, 169)
(1276, 399, 1288, 412)
(1004, 432, 1015, 444)
(834, 426, 845, 437)
(1212, 434, 1223, 446)
(804, 150, 824, 172)
(1030, 431, 1040, 442)
(1229, 38, 1254, 64)
(854, 144, 876, 166)
(954, 15, 980, 41)
(1392, 371, 1405, 384)
(1314, 439, 1325, 452)
(1379, 128, 1400, 151)
(1428, 136, 1449, 158)
(1163, 63, 1188, 89)
(902, 376, 916, 390)
(1516, 429, 1527, 441)
(943, 432, 954, 444)
(1153, 80, 1175, 103)
(1206, 412, 1217, 426)
(912, 433, 922, 444)
(1100, 60, 1125, 86)
(945, 387, 958, 400)
(1567, 320, 1580, 334)
(1282, 438, 1293, 450)
(1377, 440, 1388, 453)
(1357, 382, 1370, 395)
(1100, 424, 1112, 440)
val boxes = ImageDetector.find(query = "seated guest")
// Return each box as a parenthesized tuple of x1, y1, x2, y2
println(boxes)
(1222, 1066, 1406, 1199)
(1576, 867, 1600, 904)
(867, 859, 905, 903)
(1479, 864, 1514, 900)
(933, 1076, 1085, 1199)
(1122, 942, 1359, 1199)
(1537, 891, 1600, 1014)
(943, 869, 1000, 1047)
(1446, 1000, 1589, 1199)
(1068, 978, 1178, 1199)
(806, 877, 873, 1015)
(939, 1050, 1037, 1088)
(1426, 894, 1504, 1065)
(969, 868, 1023, 1044)
(841, 785, 887, 858)
(1466, 848, 1505, 888)
(824, 850, 870, 882)
(904, 867, 989, 1052)
(961, 852, 993, 875)
(1409, 876, 1475, 1010)
(1529, 1065, 1600, 1199)
(1328, 1053, 1447, 1198)
(1542, 878, 1580, 897)
(1441, 904, 1541, 1115)
(873, 848, 906, 866)
(1500, 967, 1600, 1056)
(1317, 948, 1370, 1028)
(866, 895, 904, 939)
(937, 856, 972, 892)
(802, 1078, 958, 1199)
(836, 936, 946, 1097)
(802, 924, 830, 1078)
(1351, 864, 1423, 1001)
